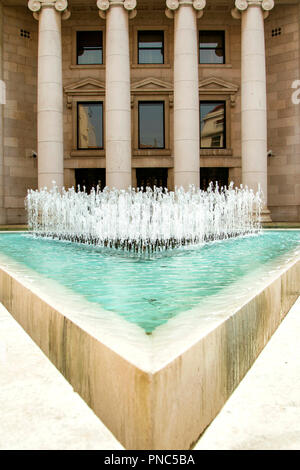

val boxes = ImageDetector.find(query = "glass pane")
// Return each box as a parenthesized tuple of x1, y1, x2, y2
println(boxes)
(139, 49, 164, 64)
(77, 31, 103, 65)
(200, 102, 225, 149)
(78, 103, 103, 149)
(139, 102, 164, 149)
(138, 31, 164, 64)
(199, 31, 225, 64)
(199, 49, 224, 64)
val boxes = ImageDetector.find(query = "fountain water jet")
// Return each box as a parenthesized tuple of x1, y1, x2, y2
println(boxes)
(25, 182, 263, 253)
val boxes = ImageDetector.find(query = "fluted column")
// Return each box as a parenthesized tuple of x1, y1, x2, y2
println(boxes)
(232, 0, 274, 220)
(28, 0, 70, 190)
(97, 0, 136, 190)
(166, 0, 205, 190)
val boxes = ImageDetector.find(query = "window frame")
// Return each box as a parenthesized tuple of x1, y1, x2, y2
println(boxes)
(71, 26, 105, 69)
(199, 30, 225, 65)
(198, 26, 231, 68)
(200, 100, 227, 150)
(131, 25, 171, 68)
(138, 101, 165, 150)
(76, 30, 104, 66)
(77, 101, 104, 151)
(137, 30, 165, 65)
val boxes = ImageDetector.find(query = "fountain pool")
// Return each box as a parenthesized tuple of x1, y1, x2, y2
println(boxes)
(0, 230, 299, 333)
(0, 228, 299, 449)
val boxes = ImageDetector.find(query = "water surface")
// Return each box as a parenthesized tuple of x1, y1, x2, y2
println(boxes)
(0, 231, 299, 332)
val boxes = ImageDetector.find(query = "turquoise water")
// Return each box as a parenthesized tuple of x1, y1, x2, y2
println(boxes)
(0, 231, 299, 332)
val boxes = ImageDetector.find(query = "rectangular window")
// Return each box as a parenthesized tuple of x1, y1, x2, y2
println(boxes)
(138, 102, 165, 149)
(77, 102, 103, 150)
(200, 101, 226, 149)
(77, 31, 103, 65)
(199, 31, 225, 64)
(138, 31, 164, 64)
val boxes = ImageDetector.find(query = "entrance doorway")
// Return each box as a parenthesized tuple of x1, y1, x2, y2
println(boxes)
(75, 169, 106, 193)
(200, 167, 229, 191)
(136, 168, 168, 190)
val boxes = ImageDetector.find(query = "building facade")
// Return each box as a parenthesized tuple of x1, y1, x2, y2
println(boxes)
(0, 0, 299, 223)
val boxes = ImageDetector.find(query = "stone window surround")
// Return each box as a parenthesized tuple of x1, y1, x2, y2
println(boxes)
(138, 101, 165, 150)
(77, 101, 104, 151)
(200, 99, 226, 149)
(131, 24, 171, 68)
(71, 96, 105, 158)
(70, 25, 106, 69)
(131, 94, 172, 157)
(198, 24, 232, 69)
(199, 94, 232, 156)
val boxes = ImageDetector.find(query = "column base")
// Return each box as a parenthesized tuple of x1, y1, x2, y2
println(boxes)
(260, 207, 272, 223)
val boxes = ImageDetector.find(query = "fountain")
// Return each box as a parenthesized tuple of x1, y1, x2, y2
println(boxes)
(25, 182, 262, 253)
(0, 182, 298, 450)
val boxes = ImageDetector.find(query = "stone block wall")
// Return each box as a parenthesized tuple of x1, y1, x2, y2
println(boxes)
(2, 5, 38, 224)
(266, 3, 300, 222)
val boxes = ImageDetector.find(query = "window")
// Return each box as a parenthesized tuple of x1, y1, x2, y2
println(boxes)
(136, 168, 168, 190)
(77, 31, 103, 65)
(200, 101, 226, 149)
(77, 102, 103, 150)
(138, 31, 164, 64)
(138, 102, 165, 149)
(199, 31, 225, 64)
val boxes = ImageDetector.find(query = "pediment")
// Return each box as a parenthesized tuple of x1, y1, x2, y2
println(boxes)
(131, 78, 173, 94)
(199, 76, 239, 94)
(64, 78, 105, 96)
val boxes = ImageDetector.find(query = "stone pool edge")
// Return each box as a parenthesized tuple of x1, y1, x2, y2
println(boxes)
(0, 251, 299, 449)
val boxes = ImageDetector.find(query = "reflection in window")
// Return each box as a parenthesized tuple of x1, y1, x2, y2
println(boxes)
(138, 102, 165, 149)
(77, 102, 103, 149)
(200, 101, 226, 149)
(77, 31, 103, 65)
(199, 31, 225, 64)
(138, 31, 164, 64)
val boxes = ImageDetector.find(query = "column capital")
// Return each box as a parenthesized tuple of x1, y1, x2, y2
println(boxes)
(231, 0, 274, 20)
(97, 0, 137, 20)
(28, 0, 71, 20)
(165, 0, 206, 19)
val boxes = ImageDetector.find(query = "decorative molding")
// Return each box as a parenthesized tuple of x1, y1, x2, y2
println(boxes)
(231, 0, 274, 19)
(131, 77, 173, 92)
(28, 0, 70, 20)
(64, 78, 105, 108)
(97, 0, 137, 19)
(165, 0, 206, 19)
(198, 76, 239, 107)
(131, 77, 174, 108)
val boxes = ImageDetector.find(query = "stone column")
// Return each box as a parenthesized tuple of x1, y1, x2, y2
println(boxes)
(166, 0, 205, 190)
(28, 0, 70, 190)
(232, 0, 274, 220)
(97, 0, 136, 190)
(0, 1, 6, 223)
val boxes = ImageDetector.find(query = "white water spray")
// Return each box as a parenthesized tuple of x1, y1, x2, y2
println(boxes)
(25, 183, 262, 253)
